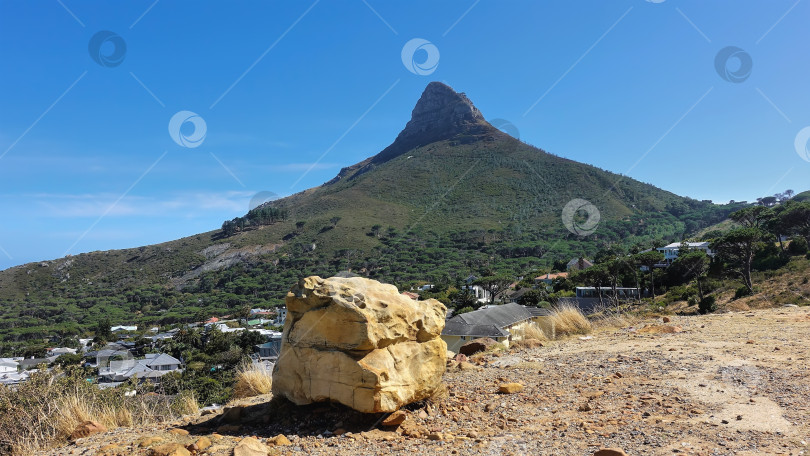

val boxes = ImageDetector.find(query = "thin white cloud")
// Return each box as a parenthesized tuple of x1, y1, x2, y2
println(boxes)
(23, 190, 271, 218)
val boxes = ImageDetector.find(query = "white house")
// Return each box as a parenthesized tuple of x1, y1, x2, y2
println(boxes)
(657, 242, 714, 265)
(461, 285, 491, 303)
(47, 347, 77, 357)
(274, 308, 288, 326)
(111, 325, 138, 332)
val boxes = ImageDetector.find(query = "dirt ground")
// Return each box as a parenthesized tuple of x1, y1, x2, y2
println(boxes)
(41, 306, 810, 456)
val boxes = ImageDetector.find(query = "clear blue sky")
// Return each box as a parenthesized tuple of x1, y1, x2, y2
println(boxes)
(1, 0, 808, 270)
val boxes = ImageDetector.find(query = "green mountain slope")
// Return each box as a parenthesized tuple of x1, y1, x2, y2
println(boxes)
(0, 82, 744, 352)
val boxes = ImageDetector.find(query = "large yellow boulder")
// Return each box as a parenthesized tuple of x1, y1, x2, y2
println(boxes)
(272, 276, 447, 413)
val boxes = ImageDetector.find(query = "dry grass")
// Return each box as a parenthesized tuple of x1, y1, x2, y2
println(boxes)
(0, 369, 198, 455)
(233, 362, 273, 399)
(544, 301, 593, 338)
(510, 321, 549, 342)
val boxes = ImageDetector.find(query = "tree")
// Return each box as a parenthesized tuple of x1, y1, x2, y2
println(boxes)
(729, 206, 770, 228)
(634, 250, 664, 297)
(712, 227, 763, 294)
(474, 275, 514, 305)
(779, 202, 810, 246)
(295, 221, 306, 232)
(370, 224, 382, 238)
(670, 250, 710, 301)
(517, 289, 548, 307)
(330, 216, 342, 228)
(95, 318, 113, 342)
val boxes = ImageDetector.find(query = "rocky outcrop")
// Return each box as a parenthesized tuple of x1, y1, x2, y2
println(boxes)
(272, 276, 447, 413)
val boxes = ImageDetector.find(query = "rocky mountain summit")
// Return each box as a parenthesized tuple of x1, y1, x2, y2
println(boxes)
(40, 306, 810, 456)
(327, 81, 501, 183)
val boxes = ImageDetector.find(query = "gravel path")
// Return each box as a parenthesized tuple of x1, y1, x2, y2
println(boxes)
(41, 306, 810, 456)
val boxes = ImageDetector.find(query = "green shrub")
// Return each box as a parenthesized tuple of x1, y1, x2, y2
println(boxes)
(698, 296, 716, 314)
(787, 237, 809, 255)
(734, 286, 752, 299)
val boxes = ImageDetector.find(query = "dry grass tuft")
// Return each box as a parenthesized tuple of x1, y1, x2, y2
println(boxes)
(0, 368, 198, 455)
(233, 362, 273, 399)
(510, 322, 549, 342)
(545, 301, 593, 338)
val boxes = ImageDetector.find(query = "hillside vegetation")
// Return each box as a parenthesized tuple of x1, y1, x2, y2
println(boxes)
(0, 83, 765, 353)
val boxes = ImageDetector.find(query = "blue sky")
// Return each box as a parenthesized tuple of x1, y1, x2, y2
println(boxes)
(1, 0, 809, 270)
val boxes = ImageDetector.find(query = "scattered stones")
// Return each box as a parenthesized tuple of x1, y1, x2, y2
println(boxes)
(662, 316, 671, 323)
(137, 436, 164, 448)
(382, 410, 408, 426)
(498, 383, 524, 394)
(150, 443, 191, 456)
(267, 434, 292, 446)
(192, 436, 212, 451)
(593, 449, 628, 456)
(459, 338, 497, 356)
(69, 420, 107, 441)
(220, 406, 243, 423)
(233, 437, 268, 456)
(168, 428, 189, 436)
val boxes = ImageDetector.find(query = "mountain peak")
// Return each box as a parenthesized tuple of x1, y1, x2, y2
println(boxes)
(325, 82, 495, 184)
(397, 82, 486, 143)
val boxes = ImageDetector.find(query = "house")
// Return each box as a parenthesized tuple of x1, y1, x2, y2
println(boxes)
(111, 325, 137, 332)
(534, 272, 569, 288)
(0, 371, 28, 386)
(143, 353, 182, 371)
(460, 285, 491, 303)
(567, 258, 594, 271)
(18, 358, 55, 370)
(47, 347, 77, 357)
(401, 291, 420, 300)
(0, 358, 18, 374)
(256, 333, 283, 359)
(274, 308, 288, 326)
(99, 353, 182, 382)
(441, 303, 549, 352)
(417, 284, 434, 292)
(656, 242, 714, 265)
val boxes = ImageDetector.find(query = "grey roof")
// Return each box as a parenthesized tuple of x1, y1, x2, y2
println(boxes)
(453, 303, 533, 329)
(526, 307, 551, 318)
(442, 320, 509, 338)
(144, 353, 181, 367)
(19, 358, 52, 368)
